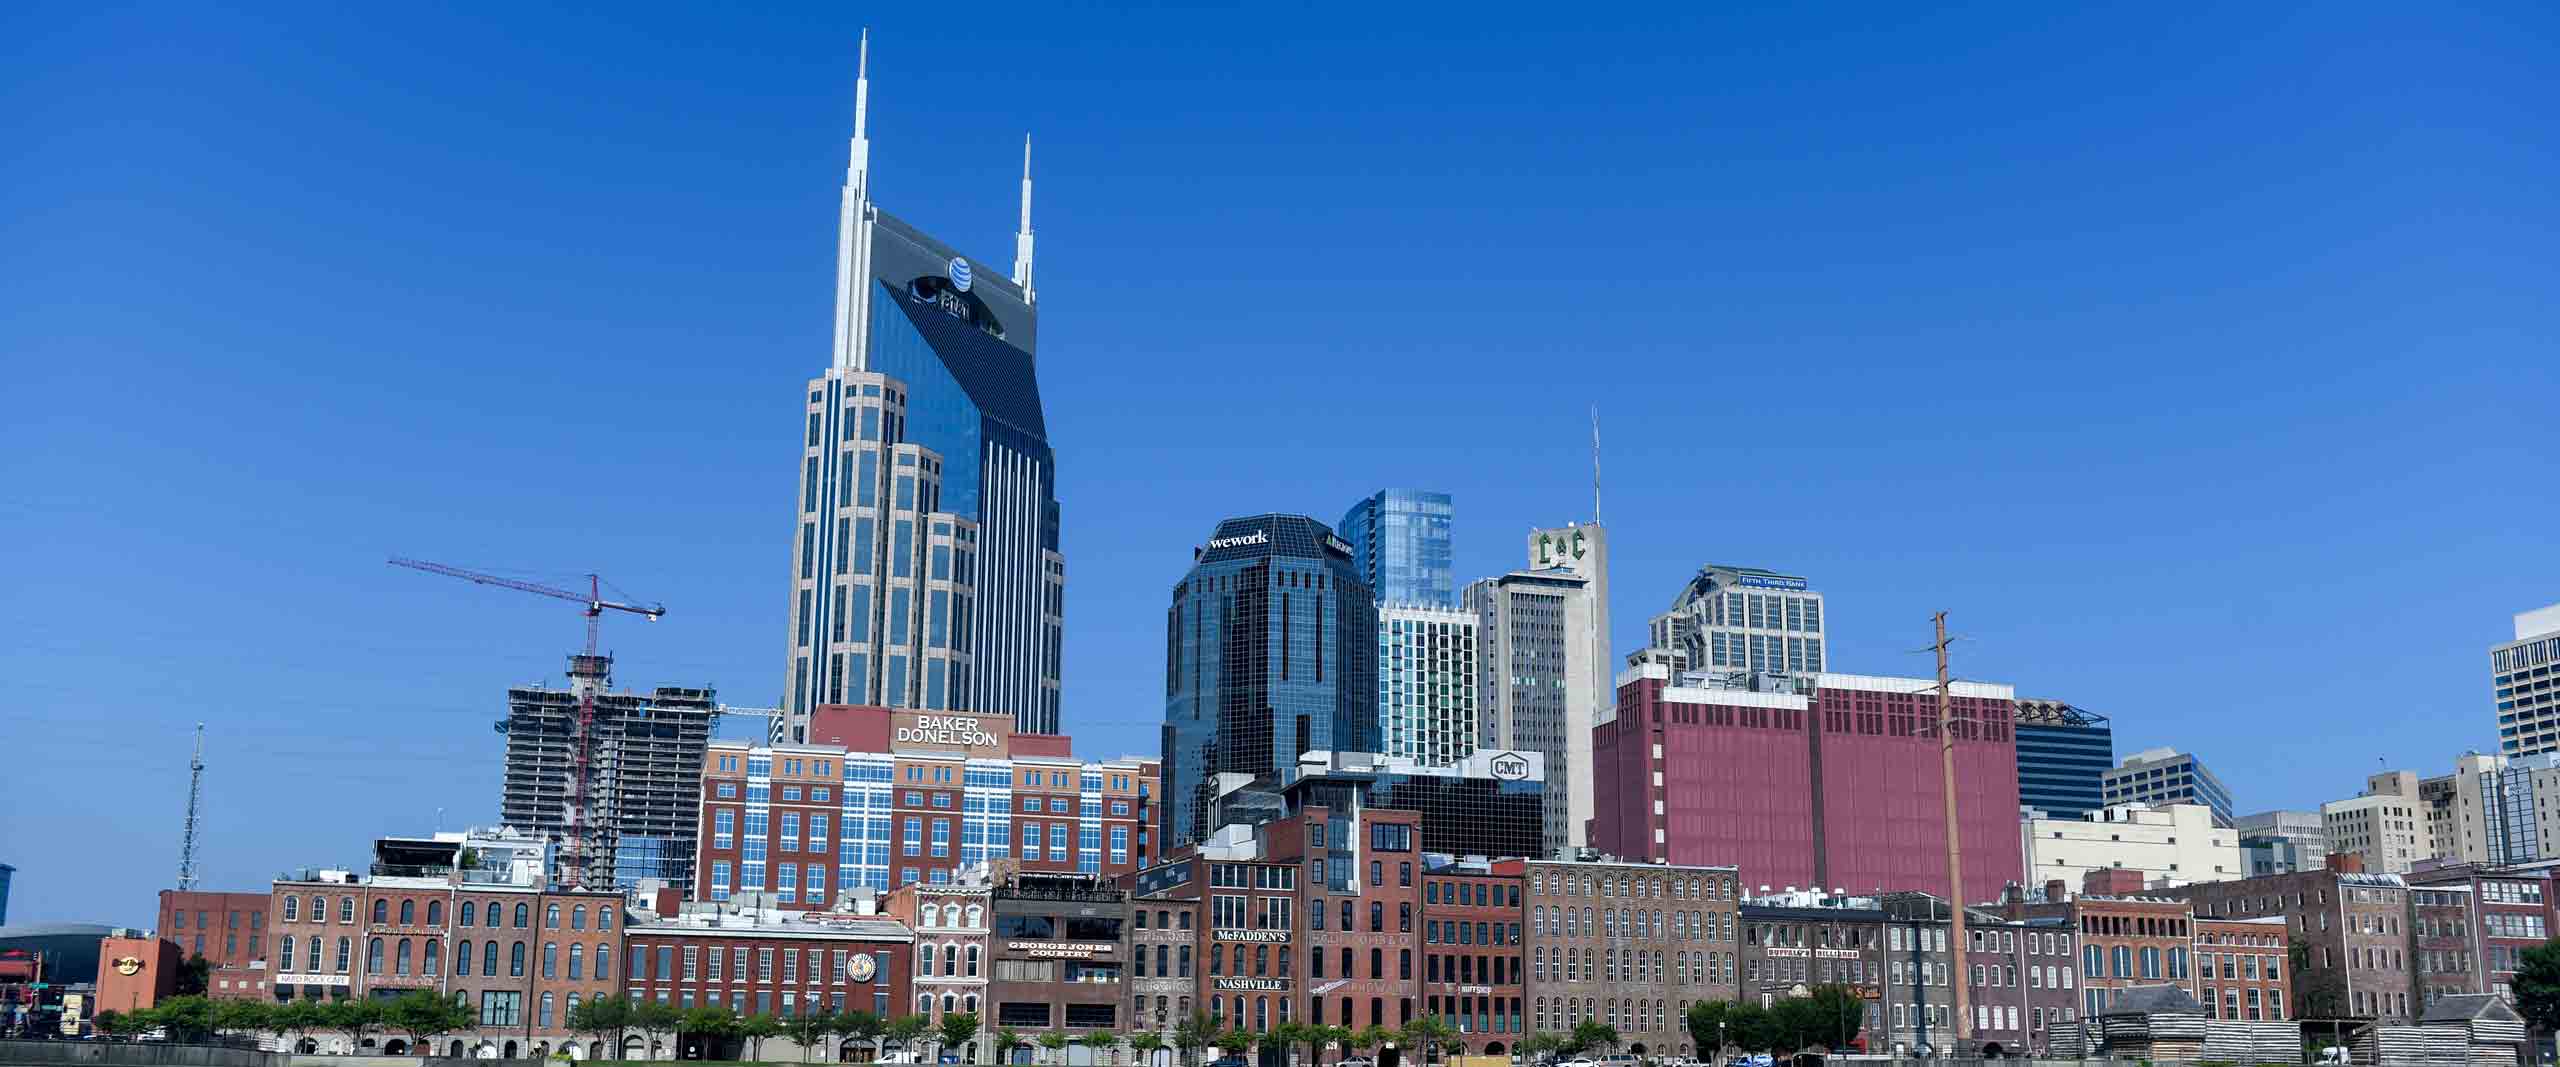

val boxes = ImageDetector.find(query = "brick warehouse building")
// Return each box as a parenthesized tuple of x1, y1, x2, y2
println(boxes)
(156, 889, 270, 999)
(698, 705, 1156, 903)
(1127, 861, 1201, 1039)
(1522, 856, 1743, 1057)
(988, 872, 1130, 1034)
(1420, 857, 1522, 1055)
(622, 911, 911, 1059)
(2194, 915, 2293, 1021)
(2407, 863, 2550, 1004)
(1596, 664, 2022, 902)
(2169, 861, 2420, 1023)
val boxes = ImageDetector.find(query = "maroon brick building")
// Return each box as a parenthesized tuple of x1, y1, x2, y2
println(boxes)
(1420, 858, 1522, 1054)
(1596, 665, 2021, 902)
(623, 914, 912, 1057)
(157, 890, 270, 1000)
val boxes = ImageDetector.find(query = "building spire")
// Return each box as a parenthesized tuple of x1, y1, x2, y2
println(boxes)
(832, 29, 876, 369)
(1012, 134, 1036, 302)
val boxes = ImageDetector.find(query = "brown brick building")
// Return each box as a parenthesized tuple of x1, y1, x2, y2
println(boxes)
(157, 890, 270, 999)
(1420, 858, 1521, 1055)
(2194, 916, 2292, 1021)
(623, 913, 913, 1058)
(1523, 856, 1742, 1058)
(987, 872, 1130, 1034)
(2170, 861, 2418, 1023)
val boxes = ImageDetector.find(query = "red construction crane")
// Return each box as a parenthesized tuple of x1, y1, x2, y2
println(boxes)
(389, 557, 665, 889)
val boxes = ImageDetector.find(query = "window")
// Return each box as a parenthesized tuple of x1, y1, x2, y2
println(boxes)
(514, 903, 530, 928)
(510, 941, 527, 977)
(371, 900, 388, 925)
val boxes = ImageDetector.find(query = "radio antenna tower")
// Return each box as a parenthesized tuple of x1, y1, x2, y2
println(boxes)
(178, 722, 205, 890)
(1590, 404, 1603, 525)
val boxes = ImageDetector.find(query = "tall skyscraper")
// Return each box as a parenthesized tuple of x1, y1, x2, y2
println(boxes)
(2494, 602, 2560, 757)
(1338, 490, 1455, 607)
(779, 36, 1065, 743)
(500, 659, 716, 891)
(0, 863, 11, 926)
(2101, 747, 2234, 825)
(1376, 603, 1479, 766)
(1162, 515, 1378, 847)
(1467, 526, 1607, 854)
(1644, 564, 1825, 678)
(2013, 698, 2114, 820)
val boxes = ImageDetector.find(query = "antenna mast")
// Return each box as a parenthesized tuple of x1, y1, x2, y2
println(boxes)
(1590, 404, 1603, 525)
(178, 722, 205, 890)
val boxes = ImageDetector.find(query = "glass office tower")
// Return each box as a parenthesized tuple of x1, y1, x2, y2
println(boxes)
(2013, 699, 2114, 820)
(1339, 490, 1455, 608)
(1163, 515, 1379, 846)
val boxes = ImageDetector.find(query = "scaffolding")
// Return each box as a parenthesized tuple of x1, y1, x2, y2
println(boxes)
(501, 656, 715, 892)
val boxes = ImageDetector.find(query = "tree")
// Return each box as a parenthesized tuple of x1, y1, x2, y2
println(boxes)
(681, 1006, 738, 1059)
(738, 1014, 787, 1062)
(887, 1013, 934, 1062)
(939, 1011, 983, 1063)
(93, 1010, 128, 1039)
(2293, 934, 2350, 1021)
(1310, 1024, 1352, 1066)
(1349, 1024, 1394, 1061)
(1723, 1004, 1777, 1055)
(313, 997, 380, 1051)
(1172, 1013, 1215, 1067)
(1685, 1001, 1733, 1060)
(2516, 939, 2560, 1036)
(635, 999, 686, 1058)
(997, 1027, 1030, 1067)
(1038, 1029, 1074, 1065)
(568, 994, 632, 1057)
(1513, 1033, 1559, 1064)
(793, 1007, 838, 1062)
(1565, 1021, 1619, 1058)
(1400, 1017, 1461, 1063)
(173, 955, 212, 997)
(212, 998, 273, 1040)
(268, 999, 320, 1049)
(1080, 1029, 1122, 1065)
(836, 1010, 887, 1063)
(1128, 1032, 1169, 1067)
(384, 991, 468, 1051)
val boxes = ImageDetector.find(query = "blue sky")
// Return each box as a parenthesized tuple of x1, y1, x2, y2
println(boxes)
(5, 2, 2554, 926)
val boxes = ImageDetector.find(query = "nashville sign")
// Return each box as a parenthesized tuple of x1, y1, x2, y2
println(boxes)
(1213, 977, 1290, 992)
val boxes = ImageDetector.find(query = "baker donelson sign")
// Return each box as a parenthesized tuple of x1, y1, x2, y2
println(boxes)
(896, 715, 1001, 749)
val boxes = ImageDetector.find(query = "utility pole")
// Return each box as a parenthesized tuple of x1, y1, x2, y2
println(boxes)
(1935, 612, 1970, 1051)
(178, 723, 205, 890)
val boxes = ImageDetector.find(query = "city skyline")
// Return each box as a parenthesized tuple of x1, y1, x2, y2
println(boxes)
(9, 5, 2555, 928)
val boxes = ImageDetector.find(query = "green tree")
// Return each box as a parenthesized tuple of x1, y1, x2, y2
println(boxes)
(1685, 1001, 1733, 1060)
(384, 991, 468, 1050)
(1723, 1003, 1777, 1055)
(1349, 1024, 1394, 1061)
(1400, 1017, 1461, 1063)
(793, 1007, 838, 1062)
(1172, 1014, 1215, 1067)
(211, 997, 273, 1040)
(1081, 1029, 1122, 1065)
(2516, 940, 2560, 1036)
(737, 1013, 787, 1062)
(635, 999, 686, 1058)
(2294, 934, 2349, 1020)
(1512, 1033, 1558, 1064)
(887, 1013, 934, 1061)
(996, 1027, 1030, 1066)
(93, 1010, 128, 1038)
(681, 1006, 738, 1059)
(1564, 1021, 1619, 1057)
(313, 997, 380, 1051)
(1038, 1029, 1075, 1065)
(1801, 985, 1863, 1052)
(836, 1010, 887, 1062)
(1311, 1024, 1353, 1066)
(568, 994, 632, 1057)
(939, 1011, 984, 1062)
(1128, 1031, 1169, 1067)
(1266, 1023, 1307, 1067)
(173, 955, 212, 997)
(268, 999, 320, 1049)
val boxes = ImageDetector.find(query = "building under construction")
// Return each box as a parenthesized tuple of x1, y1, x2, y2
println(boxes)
(500, 652, 716, 893)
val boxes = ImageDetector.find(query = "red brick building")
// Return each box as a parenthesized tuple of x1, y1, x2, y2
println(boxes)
(2194, 916, 2292, 1021)
(157, 890, 270, 1000)
(1420, 858, 1522, 1054)
(94, 935, 182, 1015)
(2408, 863, 2550, 1005)
(623, 913, 913, 1058)
(1596, 665, 2022, 902)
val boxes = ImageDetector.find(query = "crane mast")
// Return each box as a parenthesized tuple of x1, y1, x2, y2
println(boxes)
(177, 723, 205, 890)
(389, 558, 664, 889)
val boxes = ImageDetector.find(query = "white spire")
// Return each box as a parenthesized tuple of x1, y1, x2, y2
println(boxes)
(831, 30, 876, 369)
(1012, 134, 1035, 302)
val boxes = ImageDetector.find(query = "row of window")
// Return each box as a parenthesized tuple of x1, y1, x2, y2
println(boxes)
(277, 896, 611, 933)
(272, 936, 612, 982)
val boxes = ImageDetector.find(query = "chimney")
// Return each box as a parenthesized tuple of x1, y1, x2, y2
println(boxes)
(2045, 879, 2068, 903)
(653, 886, 682, 915)
(2002, 882, 2026, 906)
(2082, 868, 2144, 896)
(2327, 853, 2367, 874)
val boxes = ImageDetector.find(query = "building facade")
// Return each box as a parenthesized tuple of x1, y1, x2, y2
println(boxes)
(2020, 803, 2243, 890)
(880, 876, 990, 1045)
(1873, 894, 2059, 1059)
(1521, 857, 1741, 1058)
(2193, 916, 2292, 1021)
(1294, 806, 1421, 1034)
(2013, 700, 2113, 821)
(2100, 748, 2234, 826)
(2236, 810, 2330, 876)
(1599, 664, 2023, 902)
(1126, 862, 1200, 1039)
(1198, 858, 1303, 1035)
(1163, 514, 1377, 848)
(1281, 751, 1549, 864)
(2408, 883, 2480, 1005)
(987, 873, 1129, 1034)
(1641, 565, 1824, 678)
(1419, 858, 1523, 1055)
(157, 890, 270, 999)
(699, 705, 1156, 902)
(2171, 864, 2419, 1024)
(778, 45, 1063, 741)
(1736, 894, 1882, 1028)
(2406, 863, 2549, 1005)
(1376, 603, 1479, 767)
(501, 670, 716, 891)
(1467, 564, 1599, 855)
(2495, 602, 2560, 757)
(1338, 490, 1455, 608)
(2325, 770, 2434, 875)
(622, 912, 912, 1057)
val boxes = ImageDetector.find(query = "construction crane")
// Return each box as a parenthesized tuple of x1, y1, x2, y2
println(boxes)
(389, 557, 664, 889)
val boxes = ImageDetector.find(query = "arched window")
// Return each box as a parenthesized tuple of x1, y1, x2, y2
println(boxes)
(457, 941, 474, 976)
(539, 992, 553, 1029)
(571, 906, 587, 931)
(334, 937, 352, 973)
(943, 944, 957, 974)
(569, 944, 584, 980)
(283, 898, 300, 922)
(372, 900, 389, 925)
(598, 909, 612, 931)
(365, 937, 383, 974)
(917, 994, 932, 1014)
(423, 939, 441, 976)
(964, 995, 978, 1013)
(426, 900, 443, 927)
(513, 903, 530, 929)
(566, 993, 580, 1022)
(400, 900, 416, 925)
(543, 942, 558, 979)
(942, 994, 954, 1014)
(510, 941, 527, 977)
(595, 944, 612, 979)
(546, 904, 561, 929)
(965, 905, 982, 927)
(920, 908, 936, 929)
(482, 941, 498, 975)
(280, 935, 296, 970)
(312, 895, 328, 922)
(307, 936, 322, 972)
(461, 902, 476, 927)
(395, 938, 412, 975)
(486, 900, 502, 926)
(340, 897, 355, 923)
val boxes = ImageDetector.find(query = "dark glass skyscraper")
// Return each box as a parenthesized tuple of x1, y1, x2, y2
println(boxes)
(1339, 489, 1455, 608)
(2013, 698, 2114, 820)
(1163, 514, 1379, 846)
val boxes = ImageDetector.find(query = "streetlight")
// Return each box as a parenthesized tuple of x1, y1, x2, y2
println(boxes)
(803, 992, 822, 1065)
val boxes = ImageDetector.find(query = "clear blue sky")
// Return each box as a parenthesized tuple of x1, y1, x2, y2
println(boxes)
(5, 2, 2554, 926)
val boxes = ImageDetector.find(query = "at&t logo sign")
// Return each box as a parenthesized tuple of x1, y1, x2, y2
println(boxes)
(947, 257, 973, 292)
